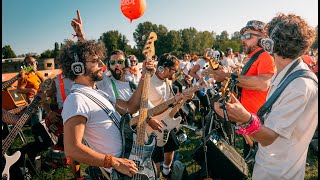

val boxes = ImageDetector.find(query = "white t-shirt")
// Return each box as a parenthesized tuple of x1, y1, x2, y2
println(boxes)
(96, 74, 133, 101)
(192, 59, 209, 85)
(253, 59, 318, 180)
(221, 57, 237, 69)
(62, 83, 121, 173)
(149, 74, 173, 106)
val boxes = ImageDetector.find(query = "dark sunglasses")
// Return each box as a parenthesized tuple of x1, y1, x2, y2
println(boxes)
(240, 33, 261, 40)
(130, 60, 137, 63)
(25, 61, 38, 66)
(110, 59, 125, 65)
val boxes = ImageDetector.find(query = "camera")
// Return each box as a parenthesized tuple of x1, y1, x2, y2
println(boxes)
(258, 38, 274, 54)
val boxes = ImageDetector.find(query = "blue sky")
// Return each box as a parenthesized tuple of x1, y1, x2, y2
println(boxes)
(2, 0, 318, 56)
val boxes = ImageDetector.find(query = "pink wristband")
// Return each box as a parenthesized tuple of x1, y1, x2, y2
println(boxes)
(236, 113, 261, 135)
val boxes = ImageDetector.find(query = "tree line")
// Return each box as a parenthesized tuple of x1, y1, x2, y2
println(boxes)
(2, 22, 318, 61)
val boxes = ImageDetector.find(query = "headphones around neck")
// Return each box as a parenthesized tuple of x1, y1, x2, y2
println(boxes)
(71, 52, 85, 75)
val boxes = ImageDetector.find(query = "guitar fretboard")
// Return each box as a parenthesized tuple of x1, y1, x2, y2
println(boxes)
(130, 97, 176, 126)
(2, 96, 41, 155)
(136, 70, 152, 146)
(2, 75, 20, 90)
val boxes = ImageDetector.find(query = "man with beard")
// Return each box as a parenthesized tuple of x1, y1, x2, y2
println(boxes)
(214, 13, 317, 180)
(145, 53, 182, 179)
(213, 20, 275, 157)
(59, 39, 160, 179)
(96, 50, 137, 101)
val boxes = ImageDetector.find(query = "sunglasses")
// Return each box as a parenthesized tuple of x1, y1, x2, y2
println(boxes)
(130, 60, 137, 63)
(109, 59, 125, 65)
(25, 61, 38, 66)
(240, 33, 261, 40)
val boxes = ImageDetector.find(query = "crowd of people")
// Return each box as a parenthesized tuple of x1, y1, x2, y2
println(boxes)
(2, 10, 318, 180)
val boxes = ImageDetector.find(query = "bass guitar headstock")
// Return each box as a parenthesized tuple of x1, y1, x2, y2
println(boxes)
(142, 32, 157, 62)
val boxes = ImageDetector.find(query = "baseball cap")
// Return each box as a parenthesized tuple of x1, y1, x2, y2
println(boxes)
(240, 20, 266, 35)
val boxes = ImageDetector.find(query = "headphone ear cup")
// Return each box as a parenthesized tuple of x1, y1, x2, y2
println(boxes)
(258, 38, 275, 54)
(157, 66, 165, 74)
(71, 62, 85, 75)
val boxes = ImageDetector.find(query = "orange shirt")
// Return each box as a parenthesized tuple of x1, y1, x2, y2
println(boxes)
(240, 47, 276, 114)
(18, 71, 44, 99)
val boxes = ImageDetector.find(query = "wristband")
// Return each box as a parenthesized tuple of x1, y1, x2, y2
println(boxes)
(103, 154, 113, 168)
(236, 113, 261, 135)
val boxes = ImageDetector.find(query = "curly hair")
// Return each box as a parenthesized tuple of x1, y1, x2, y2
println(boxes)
(157, 53, 179, 68)
(57, 39, 106, 81)
(266, 13, 316, 59)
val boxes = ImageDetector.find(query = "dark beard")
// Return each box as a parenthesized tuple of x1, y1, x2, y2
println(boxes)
(243, 43, 258, 55)
(110, 68, 122, 80)
(86, 69, 103, 82)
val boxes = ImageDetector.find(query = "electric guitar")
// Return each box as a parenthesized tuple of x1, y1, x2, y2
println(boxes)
(111, 32, 157, 180)
(129, 85, 201, 147)
(219, 74, 256, 165)
(44, 109, 63, 137)
(1, 77, 54, 180)
(2, 65, 34, 90)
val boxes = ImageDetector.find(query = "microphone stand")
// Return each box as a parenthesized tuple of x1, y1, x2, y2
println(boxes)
(200, 108, 213, 180)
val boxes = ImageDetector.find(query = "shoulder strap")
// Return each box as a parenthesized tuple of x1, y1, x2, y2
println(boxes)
(128, 80, 137, 92)
(110, 78, 119, 99)
(71, 89, 121, 130)
(58, 74, 67, 102)
(35, 71, 45, 82)
(241, 49, 265, 75)
(257, 69, 318, 123)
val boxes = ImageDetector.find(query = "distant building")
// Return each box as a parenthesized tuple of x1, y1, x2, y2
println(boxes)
(2, 58, 57, 73)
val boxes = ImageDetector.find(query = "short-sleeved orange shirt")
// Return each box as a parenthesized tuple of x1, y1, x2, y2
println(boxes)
(240, 47, 276, 114)
(18, 71, 44, 99)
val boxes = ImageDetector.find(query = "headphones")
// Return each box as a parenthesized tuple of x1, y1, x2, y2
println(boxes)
(157, 54, 173, 74)
(258, 23, 280, 54)
(71, 52, 85, 75)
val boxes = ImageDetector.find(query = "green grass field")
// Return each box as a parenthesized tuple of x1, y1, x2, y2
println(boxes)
(9, 125, 318, 180)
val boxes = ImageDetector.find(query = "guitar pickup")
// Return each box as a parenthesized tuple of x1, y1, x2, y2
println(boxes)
(161, 120, 168, 127)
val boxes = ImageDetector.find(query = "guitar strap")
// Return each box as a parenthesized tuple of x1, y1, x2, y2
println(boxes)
(257, 64, 318, 123)
(58, 74, 67, 102)
(237, 49, 265, 98)
(71, 89, 121, 131)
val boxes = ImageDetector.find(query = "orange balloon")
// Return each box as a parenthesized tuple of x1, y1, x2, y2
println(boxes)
(120, 0, 146, 23)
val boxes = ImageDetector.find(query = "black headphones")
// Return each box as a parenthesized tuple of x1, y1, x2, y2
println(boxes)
(157, 54, 174, 74)
(258, 23, 280, 54)
(71, 51, 85, 75)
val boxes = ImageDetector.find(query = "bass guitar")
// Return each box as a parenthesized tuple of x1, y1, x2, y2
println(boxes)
(111, 32, 157, 180)
(1, 77, 54, 180)
(2, 65, 34, 90)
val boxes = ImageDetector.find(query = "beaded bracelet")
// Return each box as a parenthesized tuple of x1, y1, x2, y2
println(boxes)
(103, 154, 113, 168)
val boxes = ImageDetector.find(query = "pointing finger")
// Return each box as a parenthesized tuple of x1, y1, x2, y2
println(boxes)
(76, 10, 82, 24)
